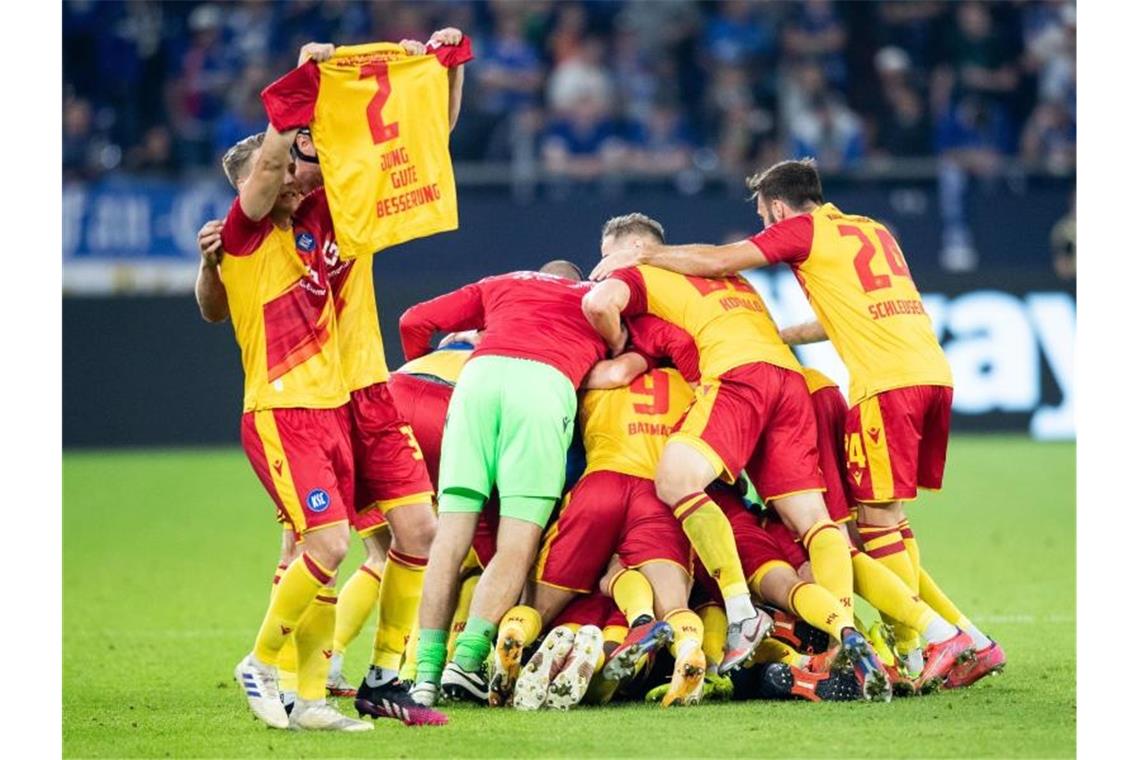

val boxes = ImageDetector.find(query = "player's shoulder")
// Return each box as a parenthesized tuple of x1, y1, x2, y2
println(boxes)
(221, 196, 273, 257)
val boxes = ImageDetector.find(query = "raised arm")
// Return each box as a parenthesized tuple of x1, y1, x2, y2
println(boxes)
(399, 284, 485, 361)
(195, 219, 229, 322)
(581, 352, 650, 390)
(581, 278, 631, 356)
(238, 125, 299, 222)
(591, 238, 764, 281)
(780, 320, 829, 346)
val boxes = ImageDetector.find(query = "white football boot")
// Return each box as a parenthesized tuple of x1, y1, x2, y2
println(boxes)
(513, 626, 575, 711)
(234, 653, 289, 729)
(288, 698, 374, 731)
(545, 626, 604, 711)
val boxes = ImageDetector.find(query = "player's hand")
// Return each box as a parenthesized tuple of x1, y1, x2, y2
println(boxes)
(298, 42, 335, 67)
(198, 219, 224, 267)
(608, 325, 629, 357)
(429, 27, 464, 46)
(589, 246, 641, 281)
(400, 39, 427, 56)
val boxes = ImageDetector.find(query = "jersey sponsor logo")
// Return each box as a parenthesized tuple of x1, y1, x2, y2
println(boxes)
(295, 231, 316, 253)
(306, 488, 331, 513)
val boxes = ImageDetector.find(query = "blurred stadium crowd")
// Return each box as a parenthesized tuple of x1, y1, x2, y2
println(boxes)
(63, 0, 1075, 271)
(64, 0, 1075, 177)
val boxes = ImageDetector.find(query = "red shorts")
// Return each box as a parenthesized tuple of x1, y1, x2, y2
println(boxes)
(535, 470, 691, 593)
(549, 592, 626, 631)
(388, 372, 500, 566)
(812, 385, 855, 523)
(241, 406, 355, 540)
(386, 372, 452, 488)
(673, 363, 824, 502)
(349, 382, 434, 513)
(351, 502, 388, 538)
(845, 385, 953, 503)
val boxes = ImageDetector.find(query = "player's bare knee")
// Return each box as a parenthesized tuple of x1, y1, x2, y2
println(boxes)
(654, 470, 693, 506)
(390, 503, 437, 557)
(305, 524, 351, 570)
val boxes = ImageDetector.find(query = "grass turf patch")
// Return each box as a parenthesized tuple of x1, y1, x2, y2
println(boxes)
(63, 436, 1074, 758)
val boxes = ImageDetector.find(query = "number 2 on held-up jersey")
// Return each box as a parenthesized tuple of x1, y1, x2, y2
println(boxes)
(838, 225, 912, 293)
(630, 372, 670, 415)
(360, 61, 400, 144)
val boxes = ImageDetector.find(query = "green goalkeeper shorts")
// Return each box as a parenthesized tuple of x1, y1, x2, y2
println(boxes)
(437, 355, 577, 525)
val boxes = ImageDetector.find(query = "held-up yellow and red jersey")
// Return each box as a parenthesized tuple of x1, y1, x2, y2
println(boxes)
(261, 38, 474, 259)
(219, 193, 348, 412)
(749, 203, 952, 405)
(580, 367, 694, 480)
(612, 265, 801, 379)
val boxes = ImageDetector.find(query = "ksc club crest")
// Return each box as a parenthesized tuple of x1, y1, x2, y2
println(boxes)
(306, 488, 330, 513)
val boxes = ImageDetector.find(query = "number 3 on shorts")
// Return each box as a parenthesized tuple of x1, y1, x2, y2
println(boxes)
(400, 425, 425, 461)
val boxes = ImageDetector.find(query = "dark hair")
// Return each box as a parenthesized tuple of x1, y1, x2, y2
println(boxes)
(600, 212, 666, 244)
(746, 159, 824, 210)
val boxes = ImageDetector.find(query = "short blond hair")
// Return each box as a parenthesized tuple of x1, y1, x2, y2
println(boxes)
(600, 213, 666, 244)
(221, 132, 266, 189)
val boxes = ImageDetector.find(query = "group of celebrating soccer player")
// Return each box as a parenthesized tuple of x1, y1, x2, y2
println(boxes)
(195, 28, 1005, 733)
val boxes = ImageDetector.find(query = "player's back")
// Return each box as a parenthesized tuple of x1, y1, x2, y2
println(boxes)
(473, 271, 608, 387)
(580, 367, 694, 480)
(779, 203, 951, 403)
(616, 265, 800, 379)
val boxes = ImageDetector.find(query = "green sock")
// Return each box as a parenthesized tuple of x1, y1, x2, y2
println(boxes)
(413, 628, 448, 686)
(452, 616, 496, 672)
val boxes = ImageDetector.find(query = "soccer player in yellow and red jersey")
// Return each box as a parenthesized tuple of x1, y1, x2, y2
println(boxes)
(212, 91, 371, 730)
(530, 358, 704, 708)
(201, 32, 469, 727)
(590, 160, 995, 688)
(583, 214, 884, 697)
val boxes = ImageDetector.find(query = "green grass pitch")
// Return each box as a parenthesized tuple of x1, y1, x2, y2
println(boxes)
(63, 435, 1074, 758)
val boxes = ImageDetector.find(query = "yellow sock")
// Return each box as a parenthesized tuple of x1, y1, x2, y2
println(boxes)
(608, 569, 655, 624)
(673, 492, 748, 599)
(333, 565, 381, 654)
(270, 562, 289, 599)
(399, 619, 420, 683)
(296, 588, 337, 700)
(498, 605, 543, 649)
(663, 608, 704, 658)
(899, 519, 922, 581)
(585, 627, 628, 706)
(278, 636, 298, 694)
(253, 553, 333, 665)
(751, 638, 803, 666)
(851, 551, 935, 633)
(919, 566, 971, 629)
(803, 520, 854, 610)
(787, 581, 854, 640)
(372, 549, 427, 672)
(696, 604, 727, 670)
(447, 574, 479, 659)
(858, 523, 918, 591)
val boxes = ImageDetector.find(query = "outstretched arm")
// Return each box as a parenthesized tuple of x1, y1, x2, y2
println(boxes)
(581, 279, 632, 356)
(581, 352, 649, 390)
(591, 238, 765, 280)
(780, 320, 828, 346)
(399, 284, 485, 361)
